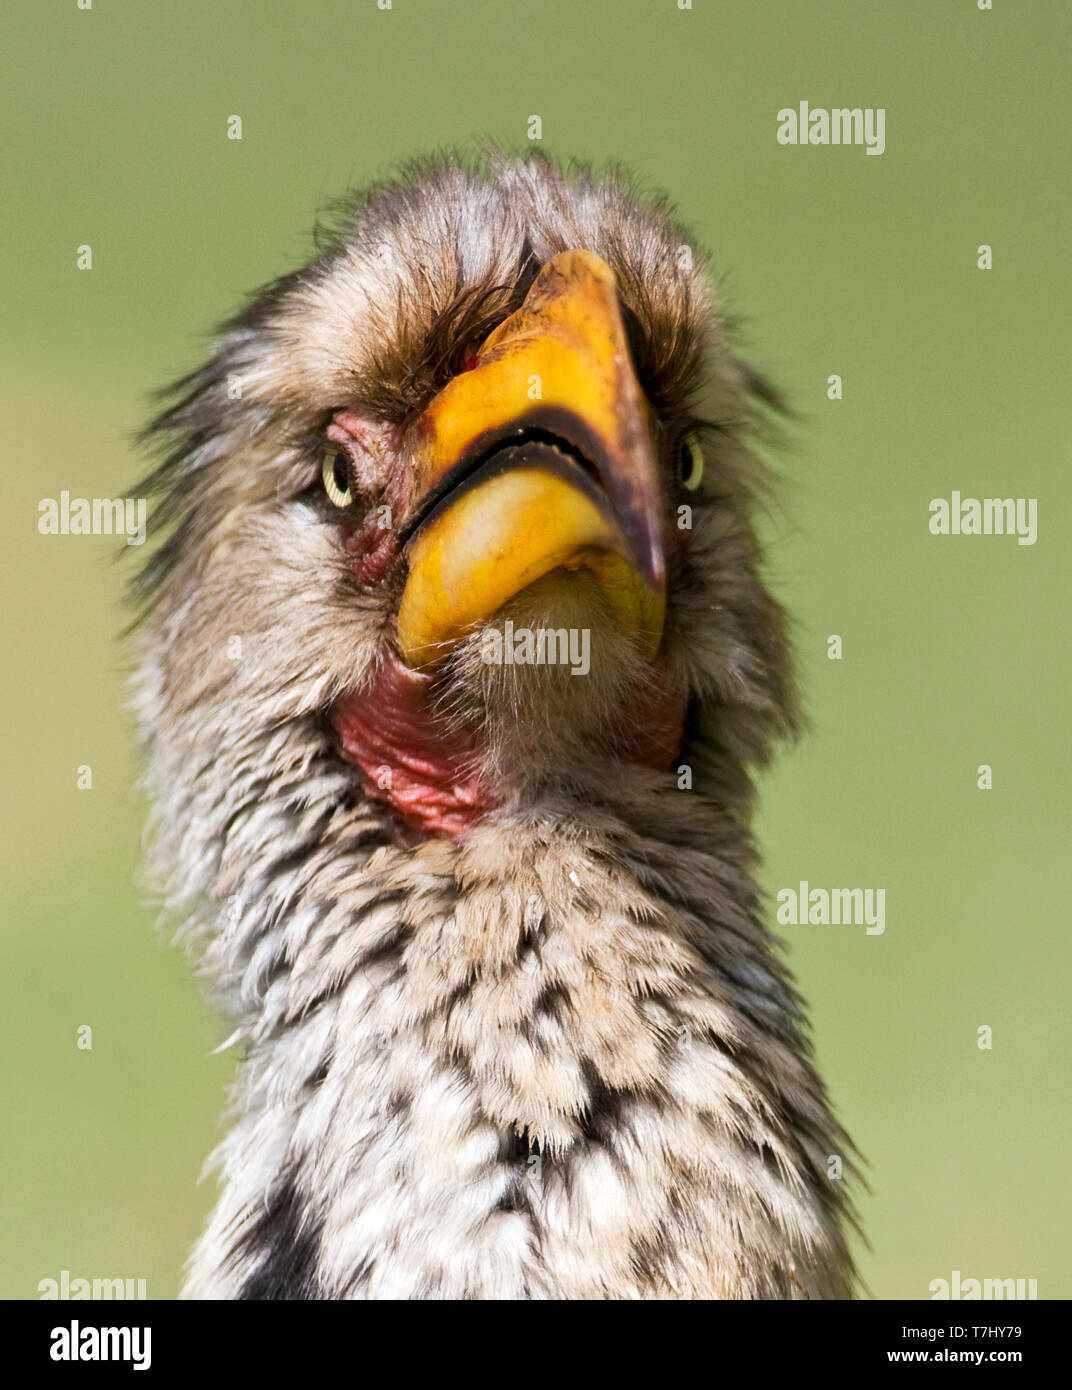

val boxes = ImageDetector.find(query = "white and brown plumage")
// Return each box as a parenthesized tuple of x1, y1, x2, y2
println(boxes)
(133, 150, 857, 1299)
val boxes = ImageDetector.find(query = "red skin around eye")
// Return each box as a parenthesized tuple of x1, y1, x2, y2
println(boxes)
(342, 517, 399, 586)
(327, 412, 409, 586)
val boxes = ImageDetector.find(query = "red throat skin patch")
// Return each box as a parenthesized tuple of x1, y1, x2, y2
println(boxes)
(331, 651, 486, 838)
(330, 648, 687, 838)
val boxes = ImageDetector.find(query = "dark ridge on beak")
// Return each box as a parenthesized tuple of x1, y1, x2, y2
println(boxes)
(398, 422, 600, 550)
(399, 402, 665, 590)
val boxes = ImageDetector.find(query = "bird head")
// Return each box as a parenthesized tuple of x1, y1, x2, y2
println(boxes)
(132, 154, 858, 1303)
(135, 152, 795, 842)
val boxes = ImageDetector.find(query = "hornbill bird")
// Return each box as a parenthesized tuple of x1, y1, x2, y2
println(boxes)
(133, 150, 856, 1299)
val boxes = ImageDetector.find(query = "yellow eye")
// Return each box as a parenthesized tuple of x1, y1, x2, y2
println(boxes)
(322, 447, 353, 508)
(678, 433, 704, 491)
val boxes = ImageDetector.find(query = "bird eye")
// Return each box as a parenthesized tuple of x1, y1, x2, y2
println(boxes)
(677, 433, 704, 491)
(322, 447, 353, 508)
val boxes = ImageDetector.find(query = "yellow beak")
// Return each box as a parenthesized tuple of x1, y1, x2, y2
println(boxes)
(396, 249, 666, 668)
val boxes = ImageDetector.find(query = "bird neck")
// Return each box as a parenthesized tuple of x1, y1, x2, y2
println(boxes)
(330, 649, 687, 838)
(182, 798, 852, 1299)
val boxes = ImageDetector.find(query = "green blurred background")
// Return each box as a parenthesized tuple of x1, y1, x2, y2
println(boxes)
(2, 0, 1068, 1299)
